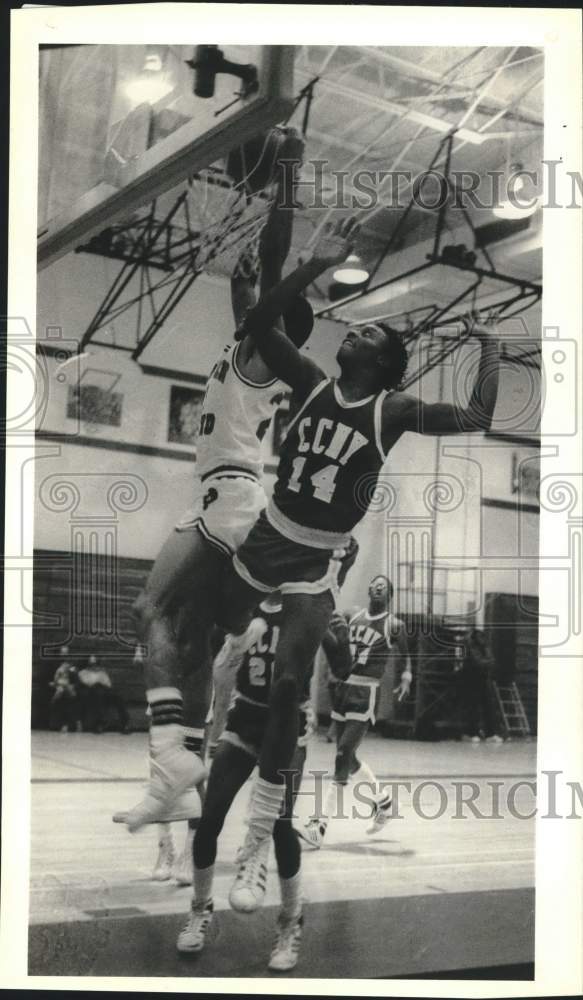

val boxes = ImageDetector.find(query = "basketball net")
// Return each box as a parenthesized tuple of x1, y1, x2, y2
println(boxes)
(175, 130, 286, 277)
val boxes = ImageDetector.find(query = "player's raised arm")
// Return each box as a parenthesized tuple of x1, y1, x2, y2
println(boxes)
(239, 217, 360, 397)
(231, 256, 258, 330)
(230, 128, 300, 330)
(393, 319, 501, 436)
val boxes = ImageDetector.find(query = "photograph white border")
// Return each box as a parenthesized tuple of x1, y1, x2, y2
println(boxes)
(3, 4, 582, 995)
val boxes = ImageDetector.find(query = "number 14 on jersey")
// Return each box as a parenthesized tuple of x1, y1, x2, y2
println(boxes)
(288, 457, 339, 503)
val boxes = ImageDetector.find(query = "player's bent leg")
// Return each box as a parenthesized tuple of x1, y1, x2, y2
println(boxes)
(215, 559, 266, 639)
(152, 823, 176, 881)
(340, 719, 393, 835)
(270, 745, 306, 972)
(115, 531, 223, 832)
(260, 592, 334, 783)
(171, 667, 213, 884)
(177, 741, 255, 955)
(297, 714, 356, 851)
(240, 592, 334, 862)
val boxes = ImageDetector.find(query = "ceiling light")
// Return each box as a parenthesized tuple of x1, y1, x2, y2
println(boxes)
(124, 49, 174, 105)
(332, 255, 370, 285)
(493, 162, 541, 220)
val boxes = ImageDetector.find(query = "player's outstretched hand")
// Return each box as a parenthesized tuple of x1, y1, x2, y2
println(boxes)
(311, 216, 360, 270)
(277, 125, 305, 166)
(393, 670, 412, 703)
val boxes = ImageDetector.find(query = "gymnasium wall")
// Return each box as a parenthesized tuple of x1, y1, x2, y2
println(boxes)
(34, 253, 541, 728)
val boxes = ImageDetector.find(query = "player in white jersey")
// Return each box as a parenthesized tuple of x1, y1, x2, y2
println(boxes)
(114, 128, 313, 833)
(174, 338, 289, 556)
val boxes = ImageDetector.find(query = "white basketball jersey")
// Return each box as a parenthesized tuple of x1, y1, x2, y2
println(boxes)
(196, 342, 288, 480)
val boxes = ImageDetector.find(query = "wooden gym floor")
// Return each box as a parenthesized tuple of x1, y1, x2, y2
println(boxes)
(28, 730, 536, 980)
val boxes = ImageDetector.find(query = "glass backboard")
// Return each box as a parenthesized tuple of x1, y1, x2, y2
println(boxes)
(37, 44, 295, 269)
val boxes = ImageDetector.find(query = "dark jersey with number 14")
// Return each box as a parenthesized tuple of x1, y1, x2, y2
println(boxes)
(271, 378, 390, 544)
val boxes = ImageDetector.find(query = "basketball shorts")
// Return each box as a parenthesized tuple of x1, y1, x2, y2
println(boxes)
(175, 471, 266, 557)
(331, 679, 379, 724)
(220, 694, 314, 759)
(233, 509, 359, 599)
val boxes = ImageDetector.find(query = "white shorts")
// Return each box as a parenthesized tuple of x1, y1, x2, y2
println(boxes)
(175, 471, 266, 557)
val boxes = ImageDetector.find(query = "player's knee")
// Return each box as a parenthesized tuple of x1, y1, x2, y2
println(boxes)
(270, 673, 299, 713)
(132, 591, 157, 636)
(195, 808, 225, 845)
(335, 746, 351, 776)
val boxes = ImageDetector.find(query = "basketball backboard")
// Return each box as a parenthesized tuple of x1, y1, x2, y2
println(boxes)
(37, 44, 295, 270)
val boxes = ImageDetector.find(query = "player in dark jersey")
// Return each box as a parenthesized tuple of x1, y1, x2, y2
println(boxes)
(177, 593, 321, 972)
(177, 536, 358, 970)
(113, 129, 310, 834)
(208, 214, 501, 877)
(298, 575, 411, 849)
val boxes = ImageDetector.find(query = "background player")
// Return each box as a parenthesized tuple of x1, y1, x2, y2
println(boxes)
(299, 575, 411, 849)
(114, 128, 311, 832)
(212, 216, 501, 875)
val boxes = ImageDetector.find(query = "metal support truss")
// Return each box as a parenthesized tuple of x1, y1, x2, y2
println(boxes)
(76, 84, 319, 360)
(315, 130, 542, 373)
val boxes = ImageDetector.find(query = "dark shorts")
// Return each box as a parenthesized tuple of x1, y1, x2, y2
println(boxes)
(331, 680, 378, 724)
(220, 694, 314, 759)
(232, 510, 358, 599)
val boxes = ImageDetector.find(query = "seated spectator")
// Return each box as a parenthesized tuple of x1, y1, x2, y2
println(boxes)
(78, 655, 131, 734)
(49, 647, 81, 733)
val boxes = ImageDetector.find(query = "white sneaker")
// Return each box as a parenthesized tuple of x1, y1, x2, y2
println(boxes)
(112, 748, 205, 832)
(229, 837, 270, 913)
(296, 819, 326, 851)
(485, 734, 504, 744)
(268, 910, 303, 972)
(174, 829, 195, 886)
(152, 836, 176, 881)
(367, 800, 392, 835)
(176, 899, 213, 954)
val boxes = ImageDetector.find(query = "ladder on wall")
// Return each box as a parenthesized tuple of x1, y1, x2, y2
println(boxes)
(492, 681, 531, 738)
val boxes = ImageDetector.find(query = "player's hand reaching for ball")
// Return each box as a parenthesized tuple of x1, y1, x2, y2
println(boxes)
(311, 216, 360, 270)
(277, 125, 305, 166)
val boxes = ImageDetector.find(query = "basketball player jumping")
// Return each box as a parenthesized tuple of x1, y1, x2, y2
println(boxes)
(299, 574, 410, 849)
(114, 127, 311, 832)
(209, 214, 501, 880)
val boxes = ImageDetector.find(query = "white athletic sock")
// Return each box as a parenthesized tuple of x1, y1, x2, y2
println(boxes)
(158, 822, 172, 842)
(147, 687, 184, 741)
(320, 780, 344, 829)
(351, 760, 379, 798)
(279, 871, 302, 920)
(247, 777, 286, 842)
(182, 826, 195, 855)
(193, 863, 214, 906)
(183, 727, 205, 758)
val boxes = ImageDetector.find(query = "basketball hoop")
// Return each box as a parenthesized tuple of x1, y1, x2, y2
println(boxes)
(178, 127, 289, 277)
